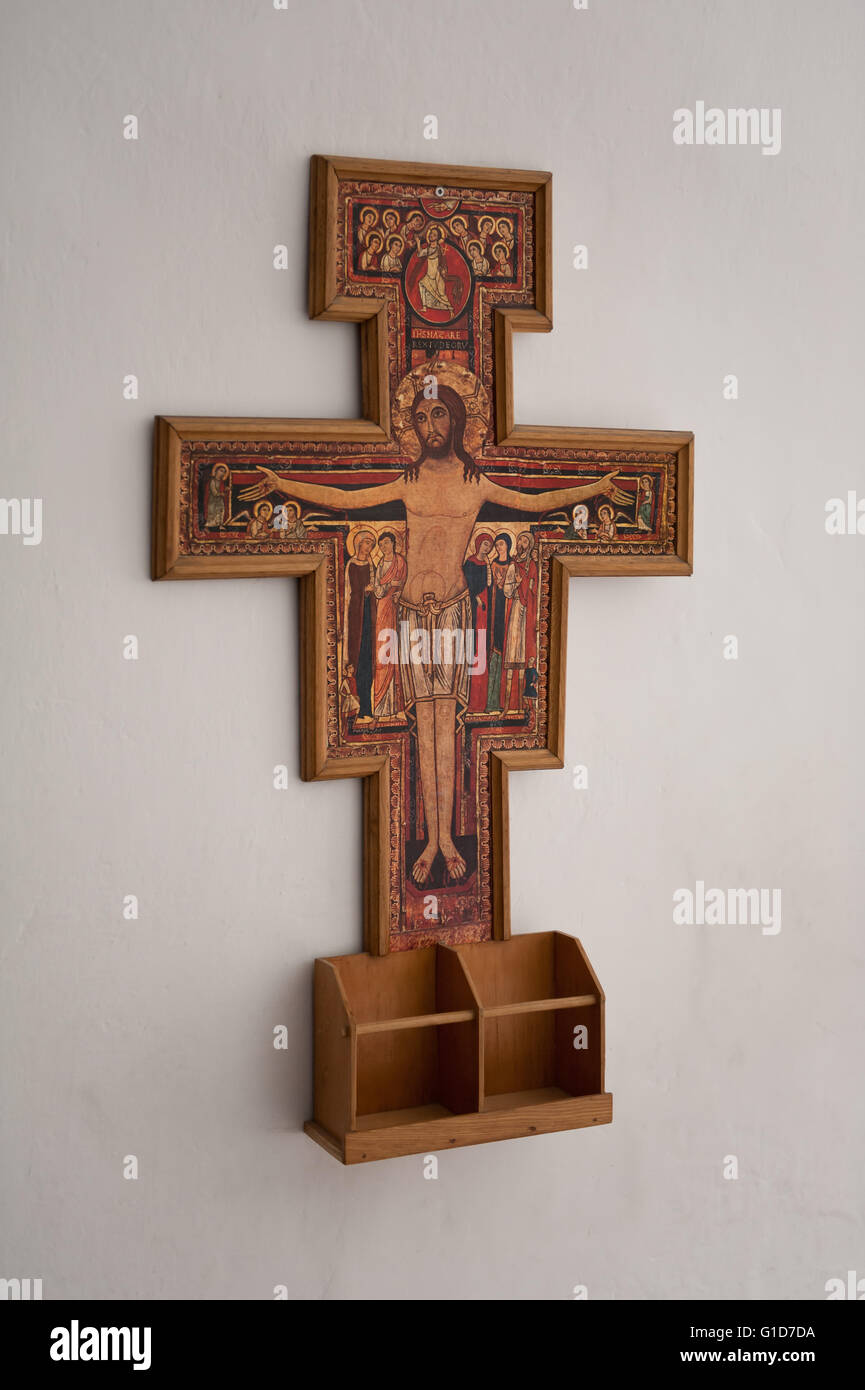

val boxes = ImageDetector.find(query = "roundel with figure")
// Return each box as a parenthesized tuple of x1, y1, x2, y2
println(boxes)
(404, 226, 472, 324)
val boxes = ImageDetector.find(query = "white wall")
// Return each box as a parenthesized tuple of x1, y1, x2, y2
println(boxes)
(1, 0, 862, 1300)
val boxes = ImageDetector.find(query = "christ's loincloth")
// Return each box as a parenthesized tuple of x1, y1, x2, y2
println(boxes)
(398, 590, 473, 706)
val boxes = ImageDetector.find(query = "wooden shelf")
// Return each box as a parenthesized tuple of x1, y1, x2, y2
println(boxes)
(304, 931, 611, 1164)
(485, 995, 596, 1018)
(482, 1085, 571, 1111)
(352, 1009, 475, 1036)
(354, 1103, 454, 1132)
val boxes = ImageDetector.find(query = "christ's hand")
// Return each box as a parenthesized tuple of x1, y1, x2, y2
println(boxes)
(599, 472, 633, 505)
(238, 466, 285, 502)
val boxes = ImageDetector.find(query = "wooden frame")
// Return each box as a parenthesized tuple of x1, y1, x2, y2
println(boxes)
(152, 154, 693, 961)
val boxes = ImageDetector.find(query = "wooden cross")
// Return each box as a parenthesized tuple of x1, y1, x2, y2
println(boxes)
(153, 156, 692, 1161)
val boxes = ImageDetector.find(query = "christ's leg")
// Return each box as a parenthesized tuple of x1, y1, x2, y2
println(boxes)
(411, 701, 440, 884)
(434, 697, 466, 882)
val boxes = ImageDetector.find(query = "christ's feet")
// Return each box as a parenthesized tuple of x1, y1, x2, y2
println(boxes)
(411, 843, 438, 885)
(441, 840, 467, 883)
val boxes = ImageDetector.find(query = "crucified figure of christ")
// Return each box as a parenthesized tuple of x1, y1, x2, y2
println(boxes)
(239, 383, 627, 886)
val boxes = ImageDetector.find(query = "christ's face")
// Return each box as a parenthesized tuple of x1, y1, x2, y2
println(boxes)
(413, 401, 453, 457)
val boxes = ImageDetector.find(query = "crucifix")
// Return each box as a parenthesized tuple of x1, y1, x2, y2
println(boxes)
(153, 156, 693, 1164)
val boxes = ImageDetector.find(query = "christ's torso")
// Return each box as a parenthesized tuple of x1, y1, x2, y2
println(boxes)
(400, 459, 485, 604)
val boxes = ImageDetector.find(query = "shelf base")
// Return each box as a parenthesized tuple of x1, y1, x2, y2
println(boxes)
(305, 1090, 613, 1165)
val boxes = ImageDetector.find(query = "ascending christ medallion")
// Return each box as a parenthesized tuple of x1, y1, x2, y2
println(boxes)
(404, 227, 472, 324)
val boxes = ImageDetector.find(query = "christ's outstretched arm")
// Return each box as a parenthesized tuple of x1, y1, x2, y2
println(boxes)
(238, 466, 405, 511)
(480, 470, 631, 512)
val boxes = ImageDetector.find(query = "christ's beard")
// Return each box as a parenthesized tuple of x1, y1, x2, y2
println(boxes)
(420, 437, 452, 458)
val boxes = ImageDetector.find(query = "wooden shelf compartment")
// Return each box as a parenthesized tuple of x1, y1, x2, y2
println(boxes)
(453, 932, 605, 1111)
(305, 944, 481, 1157)
(305, 932, 611, 1164)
